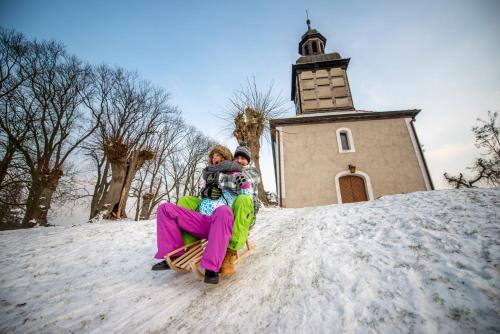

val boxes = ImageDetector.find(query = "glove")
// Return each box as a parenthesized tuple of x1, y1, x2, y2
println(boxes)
(209, 187, 222, 200)
(202, 186, 222, 200)
(206, 173, 218, 185)
(235, 174, 248, 187)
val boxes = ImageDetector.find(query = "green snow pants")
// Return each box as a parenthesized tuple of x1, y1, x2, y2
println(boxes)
(176, 195, 254, 250)
(177, 196, 202, 245)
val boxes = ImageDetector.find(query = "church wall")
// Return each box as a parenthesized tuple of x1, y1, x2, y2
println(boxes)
(280, 118, 427, 208)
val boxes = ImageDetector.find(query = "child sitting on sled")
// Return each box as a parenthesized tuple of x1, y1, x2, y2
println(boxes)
(216, 142, 260, 275)
(152, 144, 257, 284)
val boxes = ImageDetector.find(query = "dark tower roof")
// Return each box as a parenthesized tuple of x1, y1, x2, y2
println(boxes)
(298, 19, 327, 55)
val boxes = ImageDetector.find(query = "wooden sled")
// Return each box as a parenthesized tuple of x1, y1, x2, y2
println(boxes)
(164, 239, 254, 278)
(191, 240, 254, 279)
(165, 239, 208, 273)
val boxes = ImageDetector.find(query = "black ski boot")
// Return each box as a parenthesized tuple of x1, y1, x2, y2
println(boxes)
(151, 260, 170, 271)
(204, 269, 219, 284)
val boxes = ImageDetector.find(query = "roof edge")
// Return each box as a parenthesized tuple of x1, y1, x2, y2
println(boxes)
(270, 109, 421, 126)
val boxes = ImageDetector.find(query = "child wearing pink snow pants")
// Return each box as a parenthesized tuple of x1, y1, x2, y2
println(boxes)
(154, 203, 234, 272)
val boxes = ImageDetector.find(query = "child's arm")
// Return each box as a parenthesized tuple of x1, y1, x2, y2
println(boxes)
(219, 170, 258, 195)
(242, 167, 261, 186)
(218, 173, 239, 192)
(239, 178, 254, 196)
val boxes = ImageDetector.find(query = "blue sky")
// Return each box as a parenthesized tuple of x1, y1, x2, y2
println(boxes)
(1, 0, 499, 190)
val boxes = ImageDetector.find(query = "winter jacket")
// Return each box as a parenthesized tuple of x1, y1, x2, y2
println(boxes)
(219, 164, 261, 215)
(201, 160, 242, 182)
(199, 161, 251, 216)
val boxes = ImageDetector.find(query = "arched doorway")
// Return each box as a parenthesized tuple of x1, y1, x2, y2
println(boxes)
(338, 175, 368, 203)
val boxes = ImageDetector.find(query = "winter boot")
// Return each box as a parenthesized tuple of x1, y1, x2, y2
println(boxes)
(220, 249, 237, 276)
(151, 260, 170, 271)
(204, 269, 219, 284)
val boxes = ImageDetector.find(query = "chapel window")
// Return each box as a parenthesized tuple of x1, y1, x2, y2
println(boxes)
(340, 132, 350, 150)
(336, 128, 355, 153)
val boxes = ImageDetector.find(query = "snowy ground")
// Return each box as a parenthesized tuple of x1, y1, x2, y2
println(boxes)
(1, 188, 499, 333)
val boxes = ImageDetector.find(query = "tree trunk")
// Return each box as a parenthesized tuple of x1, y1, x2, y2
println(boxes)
(140, 192, 154, 220)
(115, 152, 139, 219)
(89, 157, 110, 220)
(0, 181, 24, 230)
(0, 142, 17, 187)
(22, 184, 39, 228)
(100, 156, 128, 219)
(145, 177, 162, 220)
(23, 168, 62, 227)
(247, 138, 269, 206)
(147, 200, 158, 221)
(117, 150, 152, 218)
(233, 108, 269, 206)
(36, 181, 58, 226)
(102, 148, 153, 220)
(134, 192, 141, 221)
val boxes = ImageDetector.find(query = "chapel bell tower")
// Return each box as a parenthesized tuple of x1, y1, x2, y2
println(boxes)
(292, 19, 355, 114)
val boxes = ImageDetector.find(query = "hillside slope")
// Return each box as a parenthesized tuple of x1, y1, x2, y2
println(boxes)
(1, 188, 499, 333)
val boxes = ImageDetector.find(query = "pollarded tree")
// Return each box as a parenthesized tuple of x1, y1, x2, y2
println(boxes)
(444, 111, 500, 188)
(223, 76, 288, 205)
(82, 65, 115, 220)
(86, 66, 178, 220)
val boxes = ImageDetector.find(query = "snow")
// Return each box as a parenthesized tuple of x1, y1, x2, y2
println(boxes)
(1, 188, 499, 333)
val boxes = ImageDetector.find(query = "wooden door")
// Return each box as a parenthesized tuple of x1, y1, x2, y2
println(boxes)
(339, 175, 368, 203)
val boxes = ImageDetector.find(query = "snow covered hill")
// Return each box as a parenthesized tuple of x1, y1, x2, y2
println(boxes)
(1, 188, 499, 333)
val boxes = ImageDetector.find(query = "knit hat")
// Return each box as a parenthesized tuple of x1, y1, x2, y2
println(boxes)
(208, 145, 233, 164)
(234, 142, 251, 162)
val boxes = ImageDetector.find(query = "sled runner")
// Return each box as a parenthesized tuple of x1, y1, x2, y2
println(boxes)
(164, 239, 254, 277)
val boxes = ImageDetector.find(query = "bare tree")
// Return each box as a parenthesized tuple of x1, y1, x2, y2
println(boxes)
(179, 129, 215, 198)
(85, 148, 110, 220)
(0, 27, 29, 100)
(1, 27, 215, 228)
(133, 123, 214, 221)
(160, 128, 211, 203)
(222, 76, 288, 205)
(2, 40, 98, 227)
(444, 111, 500, 188)
(0, 149, 29, 229)
(87, 67, 178, 220)
(131, 115, 187, 220)
(0, 94, 30, 190)
(0, 74, 30, 229)
(0, 28, 30, 188)
(81, 65, 115, 220)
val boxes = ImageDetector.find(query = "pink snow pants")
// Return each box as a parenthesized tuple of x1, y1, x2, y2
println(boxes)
(154, 203, 234, 272)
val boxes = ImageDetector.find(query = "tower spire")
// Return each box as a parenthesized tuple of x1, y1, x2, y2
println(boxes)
(298, 13, 326, 56)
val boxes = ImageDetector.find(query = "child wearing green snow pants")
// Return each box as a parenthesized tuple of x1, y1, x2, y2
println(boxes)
(177, 194, 254, 250)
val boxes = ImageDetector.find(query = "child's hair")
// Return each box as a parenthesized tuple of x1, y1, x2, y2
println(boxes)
(208, 145, 233, 164)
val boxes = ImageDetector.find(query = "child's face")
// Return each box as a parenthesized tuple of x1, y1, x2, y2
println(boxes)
(212, 153, 223, 165)
(234, 155, 249, 167)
